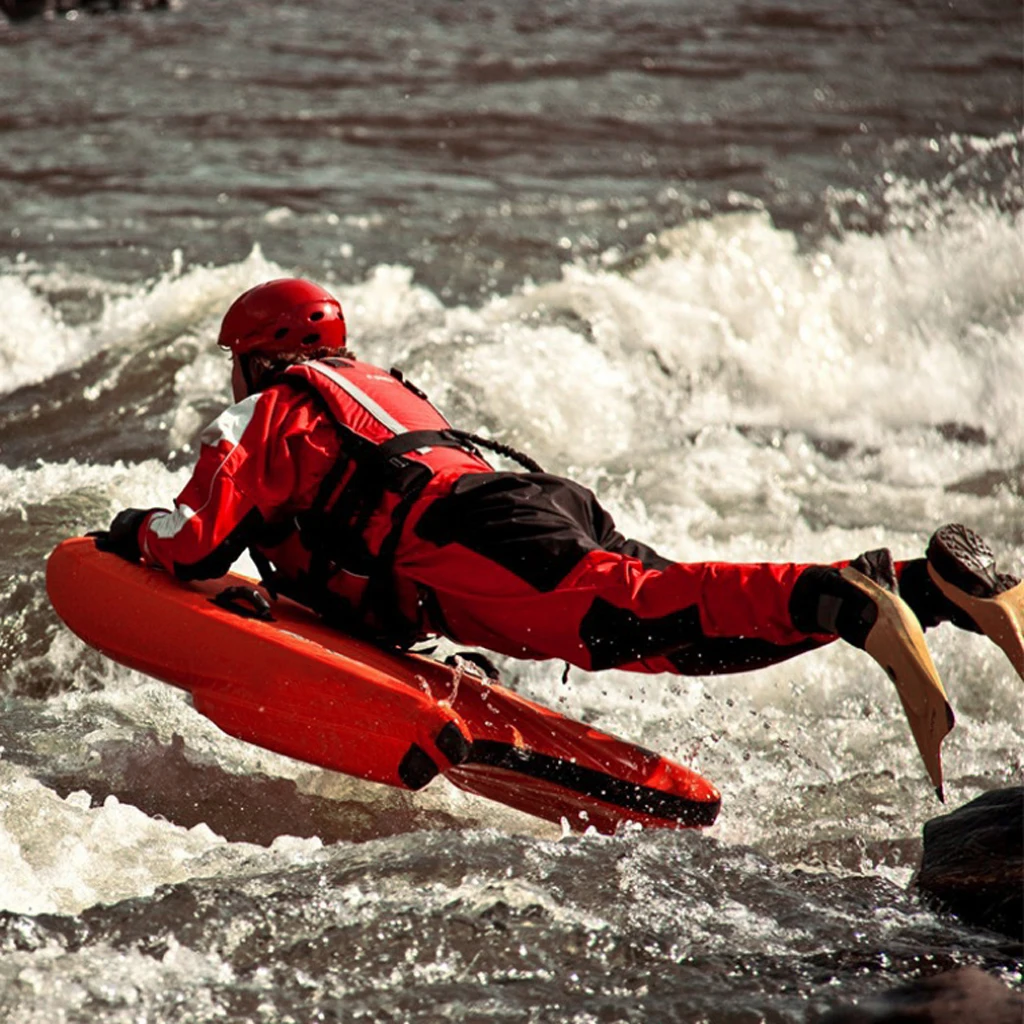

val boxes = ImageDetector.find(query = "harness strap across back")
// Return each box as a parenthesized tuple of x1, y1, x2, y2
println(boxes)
(256, 363, 480, 645)
(250, 359, 542, 648)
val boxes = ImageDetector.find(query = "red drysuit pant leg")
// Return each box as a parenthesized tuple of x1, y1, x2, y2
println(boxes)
(394, 471, 860, 676)
(397, 540, 836, 675)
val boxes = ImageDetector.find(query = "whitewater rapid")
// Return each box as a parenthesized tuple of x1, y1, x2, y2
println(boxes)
(1, 195, 1021, 927)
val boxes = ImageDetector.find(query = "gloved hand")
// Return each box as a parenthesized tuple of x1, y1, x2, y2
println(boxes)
(89, 508, 152, 563)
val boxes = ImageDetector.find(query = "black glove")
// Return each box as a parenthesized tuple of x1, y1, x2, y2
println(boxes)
(90, 508, 152, 563)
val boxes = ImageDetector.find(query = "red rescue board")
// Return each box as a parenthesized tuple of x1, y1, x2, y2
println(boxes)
(46, 537, 720, 834)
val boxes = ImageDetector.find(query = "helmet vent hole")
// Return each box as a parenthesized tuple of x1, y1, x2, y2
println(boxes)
(309, 311, 325, 321)
(301, 333, 321, 345)
(274, 328, 290, 340)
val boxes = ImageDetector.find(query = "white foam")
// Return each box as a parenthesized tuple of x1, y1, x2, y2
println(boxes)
(0, 276, 79, 396)
(9, 194, 1022, 871)
(0, 459, 191, 519)
(0, 939, 235, 1024)
(502, 205, 1024, 453)
(0, 759, 321, 916)
(0, 246, 283, 399)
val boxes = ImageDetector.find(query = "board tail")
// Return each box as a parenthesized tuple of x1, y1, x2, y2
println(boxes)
(432, 657, 721, 834)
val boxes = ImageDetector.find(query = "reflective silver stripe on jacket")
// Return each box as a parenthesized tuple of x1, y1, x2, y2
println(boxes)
(305, 361, 409, 435)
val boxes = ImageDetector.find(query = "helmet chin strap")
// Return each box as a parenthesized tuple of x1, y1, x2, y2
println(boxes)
(238, 354, 259, 395)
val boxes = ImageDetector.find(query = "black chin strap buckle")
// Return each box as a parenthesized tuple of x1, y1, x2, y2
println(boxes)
(212, 586, 275, 622)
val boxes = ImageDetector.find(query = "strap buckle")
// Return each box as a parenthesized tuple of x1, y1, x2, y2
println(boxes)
(211, 586, 275, 622)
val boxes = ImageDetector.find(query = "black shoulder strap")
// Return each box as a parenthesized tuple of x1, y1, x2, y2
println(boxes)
(447, 430, 544, 473)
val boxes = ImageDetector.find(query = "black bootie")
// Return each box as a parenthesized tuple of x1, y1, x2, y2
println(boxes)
(912, 523, 1023, 681)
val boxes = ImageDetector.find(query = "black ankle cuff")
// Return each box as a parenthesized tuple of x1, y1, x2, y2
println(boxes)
(850, 547, 897, 592)
(789, 565, 879, 648)
(898, 559, 945, 630)
(790, 566, 836, 635)
(900, 557, 982, 633)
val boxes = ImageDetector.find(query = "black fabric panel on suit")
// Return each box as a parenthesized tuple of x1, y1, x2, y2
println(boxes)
(665, 635, 824, 676)
(415, 472, 675, 592)
(599, 532, 673, 573)
(580, 594, 825, 674)
(415, 473, 599, 591)
(174, 506, 266, 581)
(579, 597, 706, 670)
(569, 479, 674, 572)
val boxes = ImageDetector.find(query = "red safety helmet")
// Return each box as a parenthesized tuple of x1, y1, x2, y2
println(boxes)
(218, 278, 347, 357)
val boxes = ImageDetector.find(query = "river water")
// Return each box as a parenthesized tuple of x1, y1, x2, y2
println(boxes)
(0, 1, 1022, 1021)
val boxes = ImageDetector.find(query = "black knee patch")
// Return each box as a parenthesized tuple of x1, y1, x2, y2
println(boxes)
(666, 635, 823, 675)
(579, 598, 704, 671)
(583, 595, 825, 674)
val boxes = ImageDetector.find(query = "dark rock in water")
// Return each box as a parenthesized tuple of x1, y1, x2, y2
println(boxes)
(936, 421, 989, 446)
(945, 462, 1024, 498)
(913, 786, 1023, 939)
(1, 0, 179, 21)
(815, 966, 1023, 1023)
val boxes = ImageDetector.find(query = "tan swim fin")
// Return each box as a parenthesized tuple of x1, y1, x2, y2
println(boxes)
(928, 567, 1024, 682)
(840, 566, 955, 801)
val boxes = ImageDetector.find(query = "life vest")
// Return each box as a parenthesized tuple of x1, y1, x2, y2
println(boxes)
(267, 357, 498, 643)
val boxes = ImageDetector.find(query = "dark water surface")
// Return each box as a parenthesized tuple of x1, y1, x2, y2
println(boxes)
(2, 0, 1020, 298)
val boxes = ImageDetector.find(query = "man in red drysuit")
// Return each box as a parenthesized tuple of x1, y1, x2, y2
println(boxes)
(95, 280, 1023, 695)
